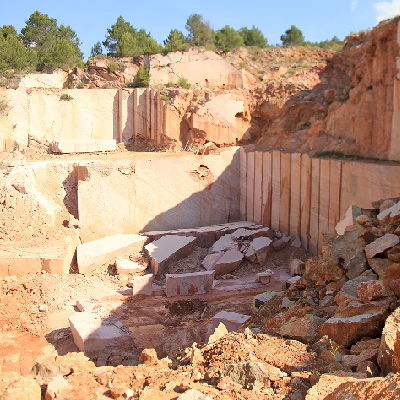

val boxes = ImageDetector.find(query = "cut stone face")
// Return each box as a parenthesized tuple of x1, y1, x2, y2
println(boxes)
(131, 274, 153, 296)
(50, 139, 117, 154)
(77, 234, 148, 275)
(212, 310, 251, 332)
(165, 270, 215, 297)
(68, 313, 134, 358)
(144, 235, 196, 275)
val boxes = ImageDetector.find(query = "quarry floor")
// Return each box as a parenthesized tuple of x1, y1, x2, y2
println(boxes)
(0, 242, 307, 376)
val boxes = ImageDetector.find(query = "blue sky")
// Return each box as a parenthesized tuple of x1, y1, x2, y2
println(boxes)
(1, 0, 399, 59)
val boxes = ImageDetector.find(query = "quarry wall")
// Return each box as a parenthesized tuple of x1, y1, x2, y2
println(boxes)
(240, 149, 400, 254)
(76, 148, 240, 242)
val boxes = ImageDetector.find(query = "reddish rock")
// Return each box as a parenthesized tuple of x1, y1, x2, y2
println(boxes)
(350, 338, 381, 355)
(357, 280, 393, 302)
(139, 348, 158, 366)
(365, 234, 400, 259)
(356, 361, 379, 377)
(317, 308, 388, 347)
(342, 348, 378, 368)
(378, 307, 400, 374)
(280, 314, 325, 344)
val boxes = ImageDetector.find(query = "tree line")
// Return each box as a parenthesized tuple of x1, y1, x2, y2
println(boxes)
(0, 11, 344, 73)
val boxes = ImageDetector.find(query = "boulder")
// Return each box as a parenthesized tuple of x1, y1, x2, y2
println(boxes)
(77, 234, 147, 274)
(145, 235, 196, 275)
(368, 259, 400, 289)
(280, 314, 325, 344)
(378, 307, 400, 374)
(365, 234, 400, 259)
(317, 304, 389, 347)
(222, 362, 271, 389)
(320, 230, 367, 281)
(45, 375, 71, 400)
(139, 348, 158, 366)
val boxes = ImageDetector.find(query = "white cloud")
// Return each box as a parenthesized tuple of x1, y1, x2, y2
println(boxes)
(351, 1, 359, 10)
(374, 0, 400, 21)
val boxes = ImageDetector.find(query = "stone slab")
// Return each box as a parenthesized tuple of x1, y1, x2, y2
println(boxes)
(210, 234, 237, 253)
(165, 270, 215, 297)
(213, 249, 243, 275)
(68, 313, 134, 358)
(77, 234, 148, 275)
(145, 235, 196, 275)
(0, 232, 80, 277)
(131, 274, 153, 296)
(212, 311, 251, 332)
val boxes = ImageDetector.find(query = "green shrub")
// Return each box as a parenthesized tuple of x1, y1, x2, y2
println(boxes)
(160, 94, 170, 102)
(133, 64, 149, 88)
(59, 93, 74, 101)
(76, 82, 85, 89)
(178, 77, 191, 89)
(108, 60, 117, 73)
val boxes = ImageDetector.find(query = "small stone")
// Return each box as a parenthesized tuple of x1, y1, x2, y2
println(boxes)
(356, 361, 379, 377)
(138, 348, 158, 366)
(39, 305, 48, 313)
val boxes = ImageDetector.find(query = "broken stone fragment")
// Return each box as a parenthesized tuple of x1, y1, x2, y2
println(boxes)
(335, 205, 362, 236)
(209, 234, 237, 253)
(145, 235, 196, 275)
(138, 348, 158, 366)
(222, 362, 271, 389)
(257, 269, 274, 284)
(377, 200, 400, 224)
(212, 310, 250, 332)
(208, 322, 229, 345)
(202, 252, 223, 271)
(272, 234, 292, 251)
(77, 234, 148, 275)
(115, 258, 147, 274)
(213, 249, 243, 275)
(365, 234, 400, 259)
(289, 259, 305, 276)
(131, 274, 153, 296)
(247, 237, 273, 266)
(334, 270, 377, 308)
(45, 374, 71, 400)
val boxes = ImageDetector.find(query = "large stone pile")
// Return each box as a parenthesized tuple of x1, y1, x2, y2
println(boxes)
(255, 197, 400, 377)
